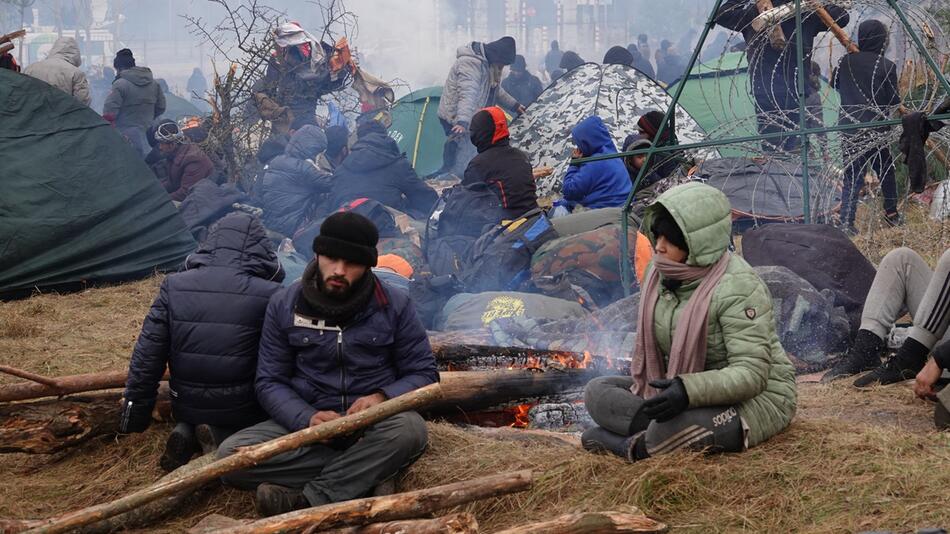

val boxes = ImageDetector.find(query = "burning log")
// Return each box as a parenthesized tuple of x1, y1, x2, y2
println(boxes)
(0, 389, 171, 454)
(436, 369, 600, 414)
(20, 383, 443, 534)
(196, 470, 531, 534)
(431, 342, 628, 375)
(493, 511, 667, 534)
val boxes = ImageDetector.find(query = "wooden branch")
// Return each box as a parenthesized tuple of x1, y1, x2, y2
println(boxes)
(22, 383, 444, 534)
(0, 370, 168, 403)
(310, 513, 478, 534)
(814, 6, 858, 54)
(754, 0, 787, 52)
(0, 43, 14, 56)
(0, 365, 60, 387)
(201, 470, 531, 534)
(0, 29, 26, 45)
(436, 369, 601, 414)
(493, 511, 667, 534)
(0, 389, 170, 454)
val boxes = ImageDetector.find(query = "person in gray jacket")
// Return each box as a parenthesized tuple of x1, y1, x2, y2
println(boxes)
(434, 36, 526, 177)
(103, 48, 166, 156)
(23, 37, 90, 106)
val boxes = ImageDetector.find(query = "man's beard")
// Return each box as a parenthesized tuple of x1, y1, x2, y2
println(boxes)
(318, 273, 354, 301)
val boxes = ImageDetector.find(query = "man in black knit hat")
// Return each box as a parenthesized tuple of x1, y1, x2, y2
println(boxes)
(218, 212, 439, 517)
(103, 48, 165, 156)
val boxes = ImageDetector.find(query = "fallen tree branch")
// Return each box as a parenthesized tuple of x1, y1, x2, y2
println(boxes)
(21, 383, 444, 534)
(493, 511, 668, 534)
(201, 470, 531, 534)
(0, 370, 168, 403)
(314, 513, 479, 534)
(0, 365, 60, 387)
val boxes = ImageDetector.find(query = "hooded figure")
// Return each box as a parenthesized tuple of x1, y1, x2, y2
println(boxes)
(23, 37, 90, 105)
(581, 183, 796, 462)
(103, 49, 165, 155)
(833, 19, 901, 231)
(626, 43, 655, 79)
(559, 51, 586, 72)
(462, 106, 538, 218)
(636, 110, 683, 180)
(560, 116, 632, 210)
(603, 45, 634, 67)
(545, 40, 563, 75)
(330, 122, 437, 219)
(260, 125, 333, 236)
(501, 55, 544, 108)
(121, 213, 285, 470)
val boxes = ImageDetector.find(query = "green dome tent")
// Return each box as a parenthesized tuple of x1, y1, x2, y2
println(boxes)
(388, 86, 445, 178)
(670, 52, 841, 157)
(0, 69, 197, 299)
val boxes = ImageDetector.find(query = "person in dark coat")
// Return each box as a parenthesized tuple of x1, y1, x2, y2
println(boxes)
(153, 121, 216, 201)
(120, 213, 285, 472)
(637, 110, 684, 180)
(330, 121, 437, 219)
(501, 55, 544, 109)
(559, 50, 586, 72)
(832, 19, 901, 231)
(545, 40, 563, 76)
(103, 48, 166, 156)
(654, 40, 687, 85)
(187, 67, 209, 111)
(462, 106, 539, 218)
(557, 115, 631, 211)
(259, 125, 333, 237)
(716, 0, 849, 152)
(218, 212, 438, 516)
(626, 43, 656, 79)
(603, 45, 634, 67)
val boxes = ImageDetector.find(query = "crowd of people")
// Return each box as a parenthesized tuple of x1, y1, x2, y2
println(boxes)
(3, 3, 949, 521)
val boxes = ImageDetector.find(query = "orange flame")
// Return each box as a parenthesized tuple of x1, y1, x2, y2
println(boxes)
(509, 403, 532, 428)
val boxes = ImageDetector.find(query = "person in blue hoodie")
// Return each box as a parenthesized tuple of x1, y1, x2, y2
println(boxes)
(557, 116, 632, 212)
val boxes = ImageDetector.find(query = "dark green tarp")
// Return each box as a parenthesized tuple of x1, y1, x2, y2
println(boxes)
(388, 86, 444, 177)
(0, 69, 197, 298)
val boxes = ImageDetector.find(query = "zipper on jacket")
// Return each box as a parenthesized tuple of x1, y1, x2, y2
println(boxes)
(337, 330, 347, 413)
(120, 400, 132, 430)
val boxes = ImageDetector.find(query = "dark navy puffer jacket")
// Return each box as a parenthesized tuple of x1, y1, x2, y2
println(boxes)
(260, 125, 332, 236)
(124, 213, 285, 427)
(256, 278, 439, 432)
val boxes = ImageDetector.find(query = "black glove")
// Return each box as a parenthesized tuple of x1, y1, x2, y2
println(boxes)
(119, 398, 155, 434)
(642, 378, 689, 422)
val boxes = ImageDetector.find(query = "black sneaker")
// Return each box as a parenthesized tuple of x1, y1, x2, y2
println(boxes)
(255, 483, 311, 517)
(854, 338, 930, 387)
(884, 210, 903, 227)
(822, 330, 885, 383)
(159, 423, 198, 472)
(581, 426, 638, 462)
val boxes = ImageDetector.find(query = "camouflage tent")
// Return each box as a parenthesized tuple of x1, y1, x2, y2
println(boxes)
(508, 63, 713, 197)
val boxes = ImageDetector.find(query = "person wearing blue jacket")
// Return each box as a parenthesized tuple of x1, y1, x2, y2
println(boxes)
(217, 212, 439, 517)
(558, 115, 632, 211)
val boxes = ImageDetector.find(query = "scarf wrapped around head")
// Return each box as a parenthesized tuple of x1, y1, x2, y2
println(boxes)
(632, 252, 731, 398)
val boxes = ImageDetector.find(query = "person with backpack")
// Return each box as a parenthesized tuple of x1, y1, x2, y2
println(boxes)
(556, 115, 631, 212)
(462, 106, 538, 219)
(259, 125, 333, 237)
(832, 19, 902, 232)
(119, 213, 284, 472)
(581, 182, 796, 461)
(330, 120, 437, 219)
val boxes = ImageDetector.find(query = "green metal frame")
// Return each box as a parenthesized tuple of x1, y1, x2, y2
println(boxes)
(601, 0, 950, 295)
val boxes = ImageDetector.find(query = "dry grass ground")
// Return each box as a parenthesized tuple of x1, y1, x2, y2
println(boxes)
(2, 212, 950, 532)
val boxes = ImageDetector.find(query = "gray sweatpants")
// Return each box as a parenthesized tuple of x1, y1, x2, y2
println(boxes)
(584, 376, 746, 457)
(860, 247, 950, 349)
(217, 412, 428, 506)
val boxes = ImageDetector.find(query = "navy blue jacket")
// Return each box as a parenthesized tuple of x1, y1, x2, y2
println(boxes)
(562, 116, 632, 209)
(124, 213, 285, 427)
(260, 125, 332, 236)
(255, 278, 439, 431)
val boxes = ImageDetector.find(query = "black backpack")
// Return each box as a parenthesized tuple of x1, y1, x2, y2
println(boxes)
(292, 197, 399, 253)
(424, 183, 507, 277)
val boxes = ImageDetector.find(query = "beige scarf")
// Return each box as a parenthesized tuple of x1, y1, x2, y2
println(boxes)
(632, 252, 731, 398)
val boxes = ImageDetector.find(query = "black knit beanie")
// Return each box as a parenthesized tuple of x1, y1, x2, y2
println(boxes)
(114, 48, 135, 70)
(484, 36, 516, 66)
(603, 45, 634, 67)
(312, 212, 379, 267)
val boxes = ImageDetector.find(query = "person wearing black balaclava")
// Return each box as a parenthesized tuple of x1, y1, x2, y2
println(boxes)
(435, 36, 526, 177)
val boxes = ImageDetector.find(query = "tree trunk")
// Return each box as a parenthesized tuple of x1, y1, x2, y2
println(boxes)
(0, 370, 169, 403)
(20, 383, 443, 534)
(493, 511, 668, 534)
(436, 369, 600, 413)
(0, 390, 170, 454)
(314, 513, 479, 534)
(199, 470, 531, 534)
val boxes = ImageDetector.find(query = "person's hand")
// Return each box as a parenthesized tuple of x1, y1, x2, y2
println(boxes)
(516, 104, 527, 115)
(451, 124, 467, 135)
(346, 392, 387, 415)
(571, 148, 583, 158)
(642, 378, 690, 422)
(118, 398, 155, 434)
(309, 410, 342, 427)
(914, 358, 942, 400)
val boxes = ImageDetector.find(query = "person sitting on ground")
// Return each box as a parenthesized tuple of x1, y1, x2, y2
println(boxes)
(103, 48, 165, 156)
(582, 182, 796, 461)
(259, 124, 333, 237)
(153, 121, 216, 202)
(462, 106, 539, 218)
(23, 36, 90, 106)
(621, 134, 663, 192)
(330, 120, 437, 219)
(914, 342, 950, 430)
(315, 125, 350, 174)
(556, 115, 631, 212)
(501, 55, 544, 110)
(373, 253, 414, 294)
(217, 212, 439, 516)
(120, 213, 284, 472)
(832, 19, 902, 232)
(823, 247, 950, 388)
(603, 45, 635, 68)
(637, 110, 684, 179)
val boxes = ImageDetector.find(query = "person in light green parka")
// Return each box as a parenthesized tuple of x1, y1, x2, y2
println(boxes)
(582, 182, 796, 461)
